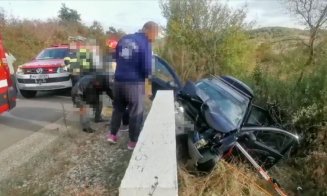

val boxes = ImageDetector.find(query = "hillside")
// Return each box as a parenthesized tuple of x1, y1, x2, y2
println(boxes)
(249, 27, 309, 38)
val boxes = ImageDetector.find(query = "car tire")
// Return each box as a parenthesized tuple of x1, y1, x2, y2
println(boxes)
(20, 90, 37, 98)
(197, 159, 217, 172)
(196, 150, 220, 172)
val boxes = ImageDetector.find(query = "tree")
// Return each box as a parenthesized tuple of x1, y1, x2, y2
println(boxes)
(58, 3, 81, 24)
(89, 21, 104, 34)
(286, 0, 327, 66)
(106, 26, 125, 39)
(0, 7, 5, 27)
(107, 26, 118, 34)
(160, 0, 254, 80)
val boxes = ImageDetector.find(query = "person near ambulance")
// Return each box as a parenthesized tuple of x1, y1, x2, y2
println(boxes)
(106, 21, 159, 150)
(71, 72, 112, 133)
(67, 37, 105, 132)
(66, 37, 94, 86)
(106, 38, 129, 131)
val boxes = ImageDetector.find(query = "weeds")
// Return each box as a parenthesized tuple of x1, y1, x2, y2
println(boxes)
(178, 161, 274, 196)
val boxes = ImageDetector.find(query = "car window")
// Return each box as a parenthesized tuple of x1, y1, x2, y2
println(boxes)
(68, 49, 77, 58)
(247, 106, 272, 126)
(252, 131, 294, 153)
(154, 58, 174, 82)
(36, 48, 69, 60)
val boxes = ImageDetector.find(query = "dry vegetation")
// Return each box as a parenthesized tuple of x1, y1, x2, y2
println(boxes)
(178, 161, 275, 196)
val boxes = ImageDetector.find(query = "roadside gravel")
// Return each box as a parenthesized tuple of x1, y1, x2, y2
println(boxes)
(0, 112, 133, 196)
(46, 124, 132, 196)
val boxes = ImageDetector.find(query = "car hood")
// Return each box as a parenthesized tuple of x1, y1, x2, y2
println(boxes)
(179, 81, 238, 133)
(203, 101, 238, 133)
(22, 59, 64, 68)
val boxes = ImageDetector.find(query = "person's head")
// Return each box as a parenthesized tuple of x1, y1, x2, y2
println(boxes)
(142, 21, 159, 43)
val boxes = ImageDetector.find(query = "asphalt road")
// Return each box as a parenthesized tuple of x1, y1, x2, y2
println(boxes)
(0, 90, 74, 152)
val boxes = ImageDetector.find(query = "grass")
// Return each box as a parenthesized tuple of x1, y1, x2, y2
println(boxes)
(178, 160, 278, 196)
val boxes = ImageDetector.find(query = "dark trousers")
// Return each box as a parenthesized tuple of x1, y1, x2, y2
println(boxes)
(71, 75, 80, 87)
(72, 75, 102, 122)
(93, 94, 103, 120)
(110, 82, 144, 142)
(80, 92, 102, 129)
(122, 108, 129, 125)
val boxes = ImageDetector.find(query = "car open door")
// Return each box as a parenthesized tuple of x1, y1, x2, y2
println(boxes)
(151, 55, 182, 98)
(238, 105, 299, 169)
(238, 126, 299, 170)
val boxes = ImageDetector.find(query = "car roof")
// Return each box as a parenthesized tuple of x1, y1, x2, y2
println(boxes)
(200, 78, 250, 103)
(215, 76, 254, 99)
(197, 76, 253, 101)
(47, 44, 69, 49)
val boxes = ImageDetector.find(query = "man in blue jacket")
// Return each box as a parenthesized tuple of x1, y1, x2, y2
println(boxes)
(107, 21, 159, 150)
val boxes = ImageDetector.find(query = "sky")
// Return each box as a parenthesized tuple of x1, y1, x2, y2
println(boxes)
(0, 0, 305, 33)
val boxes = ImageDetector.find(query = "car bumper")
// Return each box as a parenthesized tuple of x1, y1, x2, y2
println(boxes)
(16, 73, 72, 91)
(188, 133, 204, 163)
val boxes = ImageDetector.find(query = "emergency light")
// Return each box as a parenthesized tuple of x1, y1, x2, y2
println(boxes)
(106, 39, 118, 49)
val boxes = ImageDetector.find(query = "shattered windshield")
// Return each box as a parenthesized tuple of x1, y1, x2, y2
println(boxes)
(196, 80, 249, 126)
(36, 48, 69, 60)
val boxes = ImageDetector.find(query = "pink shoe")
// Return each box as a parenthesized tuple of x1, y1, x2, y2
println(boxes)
(107, 134, 118, 144)
(127, 141, 137, 150)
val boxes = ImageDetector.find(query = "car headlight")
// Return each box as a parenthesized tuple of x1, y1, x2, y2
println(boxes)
(57, 67, 67, 73)
(16, 66, 24, 74)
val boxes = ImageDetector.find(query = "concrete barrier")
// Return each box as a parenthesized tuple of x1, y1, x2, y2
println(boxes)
(119, 90, 178, 196)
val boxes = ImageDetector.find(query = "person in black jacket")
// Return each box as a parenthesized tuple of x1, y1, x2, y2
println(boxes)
(71, 73, 112, 133)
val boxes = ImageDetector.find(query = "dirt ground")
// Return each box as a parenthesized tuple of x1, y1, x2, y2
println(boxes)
(0, 108, 133, 196)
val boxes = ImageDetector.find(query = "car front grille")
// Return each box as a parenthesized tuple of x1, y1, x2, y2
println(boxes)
(23, 67, 58, 74)
(17, 76, 70, 84)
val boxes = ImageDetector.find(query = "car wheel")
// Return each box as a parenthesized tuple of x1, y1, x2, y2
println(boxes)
(20, 90, 37, 98)
(197, 159, 217, 172)
(196, 150, 221, 172)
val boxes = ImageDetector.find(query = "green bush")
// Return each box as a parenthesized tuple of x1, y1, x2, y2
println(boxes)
(160, 0, 255, 81)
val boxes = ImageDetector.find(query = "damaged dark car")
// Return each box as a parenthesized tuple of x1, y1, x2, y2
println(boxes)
(150, 55, 299, 174)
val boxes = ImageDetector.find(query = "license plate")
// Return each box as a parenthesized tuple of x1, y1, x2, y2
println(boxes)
(30, 74, 49, 79)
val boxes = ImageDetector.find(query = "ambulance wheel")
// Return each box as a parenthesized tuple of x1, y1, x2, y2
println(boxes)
(20, 90, 37, 98)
